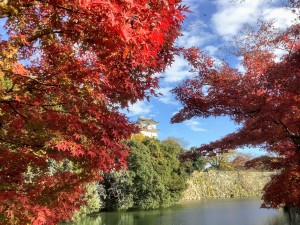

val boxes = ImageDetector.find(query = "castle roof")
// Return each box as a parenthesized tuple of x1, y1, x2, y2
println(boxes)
(137, 117, 159, 125)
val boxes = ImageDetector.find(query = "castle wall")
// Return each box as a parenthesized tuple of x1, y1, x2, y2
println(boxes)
(140, 130, 158, 138)
(180, 170, 275, 201)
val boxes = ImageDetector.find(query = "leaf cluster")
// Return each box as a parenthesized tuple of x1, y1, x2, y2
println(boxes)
(171, 15, 300, 208)
(0, 0, 188, 223)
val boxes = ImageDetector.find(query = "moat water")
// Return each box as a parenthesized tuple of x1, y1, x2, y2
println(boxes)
(67, 198, 289, 225)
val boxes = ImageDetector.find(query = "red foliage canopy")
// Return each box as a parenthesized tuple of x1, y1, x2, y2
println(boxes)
(172, 20, 300, 208)
(0, 0, 187, 224)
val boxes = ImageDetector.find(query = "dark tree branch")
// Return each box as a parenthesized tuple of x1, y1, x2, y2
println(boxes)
(277, 120, 300, 151)
(7, 102, 27, 120)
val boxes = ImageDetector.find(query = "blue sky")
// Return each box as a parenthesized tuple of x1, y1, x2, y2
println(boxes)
(122, 0, 296, 155)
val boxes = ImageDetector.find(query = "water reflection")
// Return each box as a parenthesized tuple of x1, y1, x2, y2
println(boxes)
(266, 215, 290, 225)
(68, 199, 290, 225)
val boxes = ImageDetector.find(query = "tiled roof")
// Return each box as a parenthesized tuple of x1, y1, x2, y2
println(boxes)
(137, 117, 159, 124)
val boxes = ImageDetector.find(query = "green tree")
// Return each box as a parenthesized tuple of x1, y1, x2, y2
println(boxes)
(134, 138, 188, 209)
(100, 170, 134, 210)
(102, 137, 188, 210)
(71, 182, 102, 222)
(204, 150, 236, 171)
(180, 146, 206, 174)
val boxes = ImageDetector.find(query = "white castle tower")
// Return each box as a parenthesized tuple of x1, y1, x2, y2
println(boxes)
(136, 117, 159, 138)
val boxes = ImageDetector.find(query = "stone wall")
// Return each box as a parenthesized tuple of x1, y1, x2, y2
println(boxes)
(286, 207, 300, 225)
(181, 170, 275, 201)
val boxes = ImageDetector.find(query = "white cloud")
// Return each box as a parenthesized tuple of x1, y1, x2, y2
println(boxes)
(212, 0, 266, 39)
(157, 87, 178, 105)
(236, 63, 246, 74)
(125, 100, 153, 117)
(176, 15, 215, 48)
(273, 48, 288, 62)
(163, 55, 192, 83)
(172, 107, 183, 116)
(212, 1, 298, 40)
(262, 7, 298, 29)
(182, 0, 207, 13)
(204, 45, 219, 56)
(148, 113, 157, 118)
(177, 29, 216, 48)
(199, 45, 223, 67)
(184, 119, 206, 132)
(235, 56, 246, 74)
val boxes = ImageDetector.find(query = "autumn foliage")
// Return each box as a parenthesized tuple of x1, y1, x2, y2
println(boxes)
(0, 0, 188, 224)
(172, 11, 300, 208)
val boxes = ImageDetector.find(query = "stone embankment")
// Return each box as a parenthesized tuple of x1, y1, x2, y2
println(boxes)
(181, 170, 275, 201)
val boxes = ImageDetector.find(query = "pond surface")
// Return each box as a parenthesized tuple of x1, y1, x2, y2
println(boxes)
(70, 198, 289, 225)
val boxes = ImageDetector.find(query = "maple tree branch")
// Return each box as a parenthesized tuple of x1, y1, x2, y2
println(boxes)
(17, 101, 68, 108)
(232, 108, 261, 117)
(0, 138, 44, 149)
(56, 5, 81, 14)
(7, 82, 16, 93)
(36, 0, 84, 15)
(27, 76, 61, 87)
(276, 120, 300, 151)
(0, 99, 67, 108)
(1, 73, 60, 90)
(27, 30, 64, 43)
(287, 35, 298, 60)
(41, 106, 75, 115)
(26, 86, 50, 93)
(6, 102, 27, 120)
